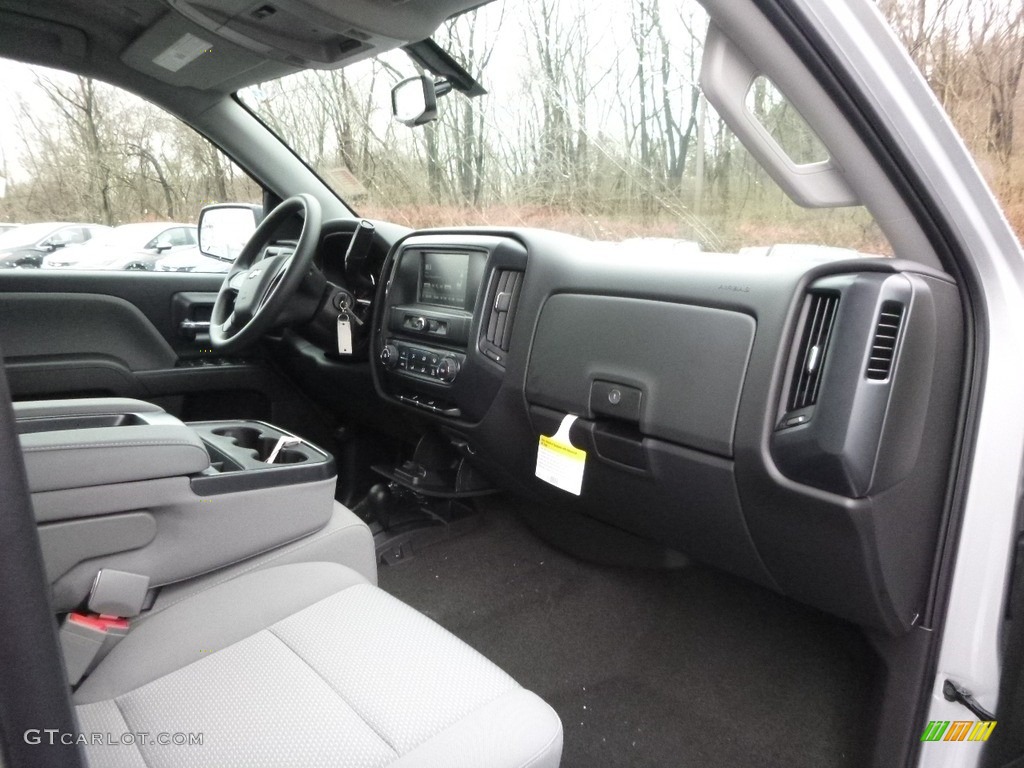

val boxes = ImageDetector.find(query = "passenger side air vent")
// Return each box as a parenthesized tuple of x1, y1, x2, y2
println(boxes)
(481, 269, 523, 364)
(788, 292, 839, 411)
(865, 301, 904, 380)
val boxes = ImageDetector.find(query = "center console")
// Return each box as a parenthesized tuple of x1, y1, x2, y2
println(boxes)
(16, 398, 337, 613)
(373, 234, 528, 423)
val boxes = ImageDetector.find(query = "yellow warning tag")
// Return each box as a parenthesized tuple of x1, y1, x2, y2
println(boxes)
(536, 414, 585, 495)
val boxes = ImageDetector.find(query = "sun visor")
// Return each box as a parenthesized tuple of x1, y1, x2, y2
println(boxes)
(0, 11, 86, 70)
(160, 0, 436, 69)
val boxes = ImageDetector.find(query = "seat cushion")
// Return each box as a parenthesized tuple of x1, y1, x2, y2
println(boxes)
(74, 562, 563, 768)
(142, 499, 379, 621)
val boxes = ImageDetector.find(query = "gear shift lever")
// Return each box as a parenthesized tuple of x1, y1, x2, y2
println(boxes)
(366, 482, 394, 529)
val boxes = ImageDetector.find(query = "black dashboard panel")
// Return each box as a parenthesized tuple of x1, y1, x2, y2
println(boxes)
(316, 217, 407, 289)
(526, 294, 755, 457)
(372, 234, 528, 422)
(771, 271, 943, 497)
(366, 228, 964, 634)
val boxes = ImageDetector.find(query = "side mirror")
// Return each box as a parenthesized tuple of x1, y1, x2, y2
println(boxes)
(391, 75, 452, 127)
(154, 240, 173, 253)
(198, 203, 263, 262)
(43, 235, 69, 251)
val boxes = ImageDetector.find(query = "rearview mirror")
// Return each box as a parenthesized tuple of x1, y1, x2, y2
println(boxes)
(391, 75, 452, 127)
(198, 203, 262, 262)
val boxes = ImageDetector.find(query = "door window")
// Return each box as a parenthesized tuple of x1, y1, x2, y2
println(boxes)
(0, 59, 260, 272)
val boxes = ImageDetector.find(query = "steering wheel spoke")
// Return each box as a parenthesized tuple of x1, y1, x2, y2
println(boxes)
(274, 252, 294, 278)
(226, 268, 248, 292)
(255, 269, 287, 314)
(212, 312, 238, 338)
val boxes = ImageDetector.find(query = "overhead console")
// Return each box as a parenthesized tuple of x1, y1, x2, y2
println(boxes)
(372, 233, 527, 422)
(162, 0, 464, 68)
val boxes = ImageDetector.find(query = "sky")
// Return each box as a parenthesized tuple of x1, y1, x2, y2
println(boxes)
(0, 0, 709, 187)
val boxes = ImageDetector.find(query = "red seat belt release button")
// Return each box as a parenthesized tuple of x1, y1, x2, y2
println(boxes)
(68, 612, 130, 632)
(62, 613, 130, 686)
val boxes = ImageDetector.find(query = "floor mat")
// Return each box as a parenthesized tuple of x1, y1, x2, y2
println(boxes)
(377, 496, 877, 767)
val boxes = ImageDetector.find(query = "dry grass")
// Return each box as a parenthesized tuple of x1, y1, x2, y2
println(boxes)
(360, 203, 672, 238)
(360, 151, 1024, 258)
(987, 159, 1024, 248)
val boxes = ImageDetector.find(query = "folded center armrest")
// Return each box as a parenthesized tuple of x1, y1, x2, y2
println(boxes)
(13, 397, 166, 420)
(25, 410, 339, 612)
(20, 425, 211, 493)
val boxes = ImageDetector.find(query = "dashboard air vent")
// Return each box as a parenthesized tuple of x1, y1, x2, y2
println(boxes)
(483, 269, 523, 356)
(865, 301, 904, 380)
(788, 292, 839, 411)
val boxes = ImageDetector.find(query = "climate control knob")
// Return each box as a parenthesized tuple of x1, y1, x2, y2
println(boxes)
(380, 344, 399, 370)
(436, 356, 460, 383)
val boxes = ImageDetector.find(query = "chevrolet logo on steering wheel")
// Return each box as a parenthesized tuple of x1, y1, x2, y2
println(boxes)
(247, 268, 262, 279)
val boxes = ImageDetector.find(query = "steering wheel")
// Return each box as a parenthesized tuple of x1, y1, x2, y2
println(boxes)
(210, 193, 322, 353)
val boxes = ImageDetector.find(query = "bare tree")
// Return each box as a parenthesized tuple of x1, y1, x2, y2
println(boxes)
(968, 2, 1024, 160)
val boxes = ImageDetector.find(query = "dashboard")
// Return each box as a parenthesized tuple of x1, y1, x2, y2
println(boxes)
(311, 225, 964, 635)
(373, 235, 523, 419)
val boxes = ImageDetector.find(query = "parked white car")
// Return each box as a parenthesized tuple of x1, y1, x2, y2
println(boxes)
(41, 222, 197, 270)
(154, 248, 232, 273)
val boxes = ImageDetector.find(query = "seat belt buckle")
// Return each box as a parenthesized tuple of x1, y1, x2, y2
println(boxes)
(60, 569, 149, 686)
(60, 613, 130, 687)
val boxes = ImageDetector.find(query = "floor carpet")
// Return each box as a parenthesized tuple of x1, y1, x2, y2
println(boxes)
(377, 495, 878, 767)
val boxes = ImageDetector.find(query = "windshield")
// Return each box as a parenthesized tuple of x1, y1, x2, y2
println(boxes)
(239, 0, 890, 254)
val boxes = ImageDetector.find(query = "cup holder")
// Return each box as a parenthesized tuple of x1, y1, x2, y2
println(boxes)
(255, 437, 306, 464)
(210, 426, 307, 464)
(212, 426, 262, 448)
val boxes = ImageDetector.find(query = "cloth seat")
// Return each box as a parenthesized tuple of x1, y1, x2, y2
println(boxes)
(73, 561, 562, 768)
(141, 499, 379, 621)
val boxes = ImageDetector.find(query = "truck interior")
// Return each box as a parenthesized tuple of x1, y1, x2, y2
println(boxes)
(0, 0, 1018, 766)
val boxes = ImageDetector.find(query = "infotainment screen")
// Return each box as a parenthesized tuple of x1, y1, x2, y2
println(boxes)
(420, 252, 470, 309)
